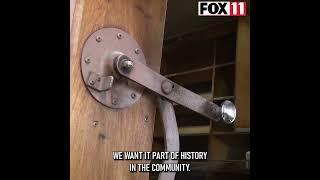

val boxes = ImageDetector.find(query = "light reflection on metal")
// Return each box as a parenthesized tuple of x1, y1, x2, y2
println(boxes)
(221, 100, 236, 124)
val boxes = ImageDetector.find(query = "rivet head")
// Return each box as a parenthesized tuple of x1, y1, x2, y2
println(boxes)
(131, 93, 136, 99)
(112, 99, 118, 105)
(117, 33, 122, 39)
(145, 115, 149, 122)
(93, 121, 98, 127)
(96, 36, 102, 42)
(89, 80, 95, 85)
(85, 58, 91, 64)
(161, 80, 174, 94)
(134, 48, 140, 54)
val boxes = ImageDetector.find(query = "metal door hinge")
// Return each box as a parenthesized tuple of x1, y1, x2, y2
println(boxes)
(81, 27, 236, 124)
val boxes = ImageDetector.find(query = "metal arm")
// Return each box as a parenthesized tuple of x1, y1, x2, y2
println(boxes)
(114, 54, 236, 124)
(157, 97, 179, 180)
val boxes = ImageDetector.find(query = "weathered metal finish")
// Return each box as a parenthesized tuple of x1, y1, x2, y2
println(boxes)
(81, 28, 236, 123)
(157, 97, 179, 180)
(114, 54, 223, 121)
(86, 72, 114, 92)
(80, 28, 146, 108)
(161, 80, 174, 95)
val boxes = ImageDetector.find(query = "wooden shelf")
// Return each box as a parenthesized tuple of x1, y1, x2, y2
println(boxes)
(211, 128, 250, 135)
(164, 62, 235, 78)
(185, 160, 249, 174)
(165, 66, 213, 78)
(215, 61, 235, 68)
(213, 96, 235, 101)
(178, 125, 211, 136)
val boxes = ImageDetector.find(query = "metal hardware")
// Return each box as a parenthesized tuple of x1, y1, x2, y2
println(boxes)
(134, 48, 140, 54)
(118, 58, 134, 74)
(85, 57, 91, 64)
(161, 80, 174, 94)
(86, 72, 114, 92)
(245, 151, 250, 169)
(117, 33, 122, 39)
(221, 100, 236, 124)
(114, 54, 235, 122)
(157, 97, 179, 180)
(80, 27, 236, 123)
(80, 28, 146, 108)
(96, 36, 102, 42)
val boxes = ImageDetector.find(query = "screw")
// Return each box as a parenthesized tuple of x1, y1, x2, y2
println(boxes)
(161, 80, 173, 94)
(134, 48, 140, 54)
(131, 93, 136, 99)
(145, 115, 149, 122)
(85, 58, 91, 64)
(120, 59, 134, 73)
(112, 99, 118, 105)
(96, 36, 102, 42)
(117, 33, 122, 39)
(93, 121, 98, 127)
(89, 80, 95, 85)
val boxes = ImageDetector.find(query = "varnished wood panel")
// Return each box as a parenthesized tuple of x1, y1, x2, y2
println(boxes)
(234, 16, 250, 128)
(70, 0, 168, 180)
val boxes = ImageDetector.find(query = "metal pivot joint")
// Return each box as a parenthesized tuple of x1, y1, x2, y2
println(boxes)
(114, 54, 235, 124)
(81, 28, 236, 124)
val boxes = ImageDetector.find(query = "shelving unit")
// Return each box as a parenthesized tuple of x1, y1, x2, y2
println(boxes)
(151, 1, 250, 179)
(159, 31, 238, 131)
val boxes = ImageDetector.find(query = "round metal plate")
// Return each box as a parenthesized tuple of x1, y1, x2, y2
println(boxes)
(81, 28, 146, 109)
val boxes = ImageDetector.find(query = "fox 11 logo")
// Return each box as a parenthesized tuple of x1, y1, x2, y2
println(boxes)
(198, 1, 246, 16)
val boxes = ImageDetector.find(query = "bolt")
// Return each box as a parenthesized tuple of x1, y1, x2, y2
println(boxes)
(131, 93, 136, 99)
(112, 99, 118, 105)
(161, 80, 173, 94)
(96, 36, 102, 42)
(85, 58, 91, 64)
(117, 33, 122, 39)
(120, 59, 134, 73)
(89, 80, 95, 85)
(134, 48, 140, 54)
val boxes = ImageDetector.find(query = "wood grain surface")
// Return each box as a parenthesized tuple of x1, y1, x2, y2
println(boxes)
(234, 16, 250, 129)
(70, 0, 168, 179)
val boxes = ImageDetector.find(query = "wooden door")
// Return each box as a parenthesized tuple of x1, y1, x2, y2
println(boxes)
(70, 0, 168, 179)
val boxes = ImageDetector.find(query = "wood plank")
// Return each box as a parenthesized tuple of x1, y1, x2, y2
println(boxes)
(213, 96, 235, 101)
(70, 0, 76, 31)
(184, 160, 249, 174)
(234, 16, 250, 128)
(178, 125, 211, 136)
(70, 0, 168, 180)
(165, 66, 213, 78)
